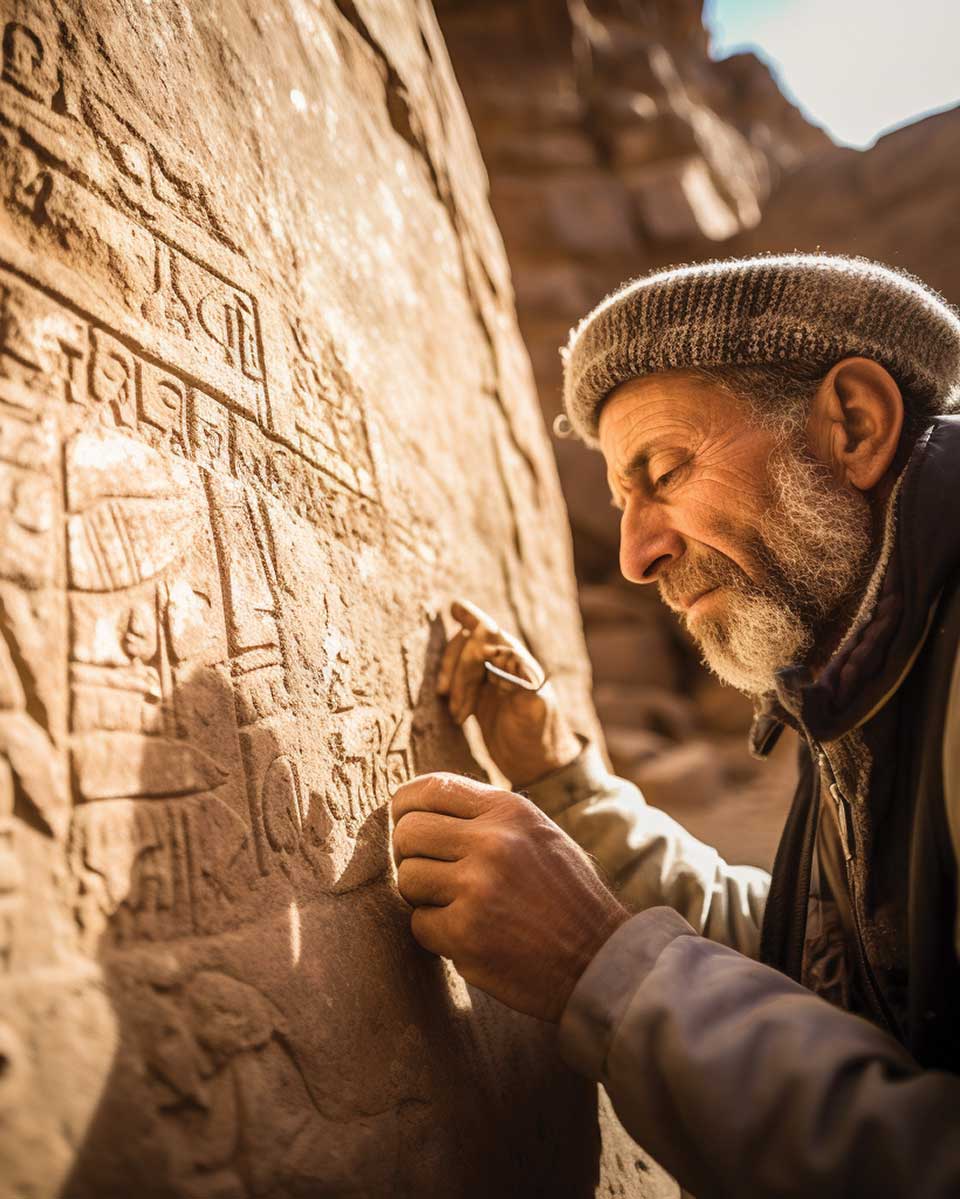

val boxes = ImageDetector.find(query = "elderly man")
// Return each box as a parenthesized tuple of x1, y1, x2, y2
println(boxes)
(391, 255, 960, 1197)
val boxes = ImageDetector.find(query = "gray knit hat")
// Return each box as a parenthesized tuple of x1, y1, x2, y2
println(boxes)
(561, 254, 960, 446)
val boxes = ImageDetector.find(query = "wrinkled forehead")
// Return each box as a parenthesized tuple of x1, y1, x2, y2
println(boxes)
(597, 370, 733, 466)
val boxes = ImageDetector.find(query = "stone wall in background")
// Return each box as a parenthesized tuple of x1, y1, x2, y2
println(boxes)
(0, 2, 675, 1196)
(438, 0, 960, 869)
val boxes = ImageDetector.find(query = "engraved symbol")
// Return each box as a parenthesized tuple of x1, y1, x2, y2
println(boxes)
(139, 244, 266, 421)
(0, 419, 58, 590)
(198, 286, 263, 381)
(72, 732, 229, 803)
(204, 476, 288, 726)
(187, 387, 230, 474)
(64, 430, 255, 942)
(386, 710, 414, 791)
(0, 281, 86, 413)
(0, 609, 69, 967)
(8, 146, 52, 227)
(132, 968, 400, 1196)
(1, 22, 55, 106)
(287, 315, 378, 501)
(149, 142, 244, 254)
(141, 241, 192, 340)
(89, 329, 137, 430)
(261, 755, 302, 854)
(138, 360, 188, 457)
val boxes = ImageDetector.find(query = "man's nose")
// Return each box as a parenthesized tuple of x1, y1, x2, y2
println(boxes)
(619, 502, 683, 584)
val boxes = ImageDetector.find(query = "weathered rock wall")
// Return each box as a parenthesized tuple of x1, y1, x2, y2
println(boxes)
(727, 105, 960, 301)
(0, 2, 672, 1196)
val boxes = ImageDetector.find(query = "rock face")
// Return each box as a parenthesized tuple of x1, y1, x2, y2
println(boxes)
(0, 3, 672, 1196)
(727, 105, 960, 304)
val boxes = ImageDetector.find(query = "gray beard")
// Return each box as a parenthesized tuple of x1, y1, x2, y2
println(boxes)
(660, 437, 875, 697)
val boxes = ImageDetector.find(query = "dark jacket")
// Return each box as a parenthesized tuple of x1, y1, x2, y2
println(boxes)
(759, 415, 960, 1072)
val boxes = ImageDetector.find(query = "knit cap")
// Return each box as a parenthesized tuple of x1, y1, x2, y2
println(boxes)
(561, 254, 960, 446)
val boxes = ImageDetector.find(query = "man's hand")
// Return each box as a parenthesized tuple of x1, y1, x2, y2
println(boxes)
(391, 772, 629, 1023)
(438, 599, 581, 787)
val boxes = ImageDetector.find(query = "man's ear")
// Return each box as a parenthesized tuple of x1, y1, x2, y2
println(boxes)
(808, 357, 904, 492)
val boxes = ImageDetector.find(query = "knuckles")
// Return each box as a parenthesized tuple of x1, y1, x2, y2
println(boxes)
(392, 770, 517, 819)
(457, 859, 495, 907)
(475, 825, 526, 874)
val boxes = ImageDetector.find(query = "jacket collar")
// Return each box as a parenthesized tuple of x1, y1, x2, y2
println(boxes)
(751, 416, 960, 752)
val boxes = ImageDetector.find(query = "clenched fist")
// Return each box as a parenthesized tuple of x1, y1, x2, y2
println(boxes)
(391, 772, 629, 1023)
(438, 599, 581, 788)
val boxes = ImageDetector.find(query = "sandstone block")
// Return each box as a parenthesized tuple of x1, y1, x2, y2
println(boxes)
(608, 111, 698, 167)
(543, 175, 638, 256)
(513, 261, 595, 318)
(492, 129, 598, 171)
(628, 155, 742, 242)
(554, 439, 625, 559)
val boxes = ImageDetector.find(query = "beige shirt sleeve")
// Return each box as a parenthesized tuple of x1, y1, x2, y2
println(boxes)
(524, 742, 770, 958)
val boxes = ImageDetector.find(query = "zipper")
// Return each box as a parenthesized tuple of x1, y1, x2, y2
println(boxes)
(810, 738, 901, 1039)
(827, 781, 854, 863)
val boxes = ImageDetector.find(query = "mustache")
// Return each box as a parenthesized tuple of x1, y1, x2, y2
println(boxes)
(658, 548, 757, 613)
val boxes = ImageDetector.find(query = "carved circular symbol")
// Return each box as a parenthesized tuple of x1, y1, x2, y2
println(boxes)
(261, 756, 302, 854)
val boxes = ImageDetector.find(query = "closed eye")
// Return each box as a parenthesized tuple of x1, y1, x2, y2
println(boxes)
(654, 460, 689, 490)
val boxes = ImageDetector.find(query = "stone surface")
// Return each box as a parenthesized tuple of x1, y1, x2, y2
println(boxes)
(0, 3, 675, 1196)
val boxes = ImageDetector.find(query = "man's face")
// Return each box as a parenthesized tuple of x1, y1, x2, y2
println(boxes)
(598, 371, 874, 696)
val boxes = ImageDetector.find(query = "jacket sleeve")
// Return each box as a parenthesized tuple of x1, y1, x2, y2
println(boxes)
(524, 743, 770, 958)
(942, 640, 960, 957)
(561, 908, 960, 1199)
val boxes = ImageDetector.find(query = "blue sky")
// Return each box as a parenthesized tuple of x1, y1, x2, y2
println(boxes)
(704, 0, 960, 148)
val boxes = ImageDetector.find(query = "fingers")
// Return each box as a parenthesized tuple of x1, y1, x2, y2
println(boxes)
(391, 771, 496, 823)
(483, 644, 544, 693)
(393, 809, 468, 864)
(439, 599, 543, 723)
(449, 627, 493, 725)
(437, 627, 468, 697)
(439, 600, 498, 706)
(397, 857, 459, 907)
(410, 904, 456, 958)
(450, 598, 494, 633)
(443, 601, 499, 722)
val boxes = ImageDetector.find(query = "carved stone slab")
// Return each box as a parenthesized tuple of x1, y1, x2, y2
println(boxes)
(0, 3, 674, 1195)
